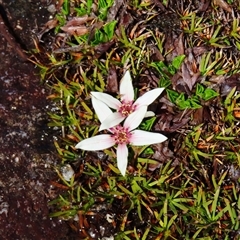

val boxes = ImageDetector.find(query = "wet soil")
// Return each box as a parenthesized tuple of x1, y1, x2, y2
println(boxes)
(0, 1, 77, 239)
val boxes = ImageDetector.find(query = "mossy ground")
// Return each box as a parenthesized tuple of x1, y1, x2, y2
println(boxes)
(32, 0, 240, 239)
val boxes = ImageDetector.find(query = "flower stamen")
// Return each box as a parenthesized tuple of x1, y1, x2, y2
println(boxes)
(118, 101, 136, 117)
(111, 126, 132, 145)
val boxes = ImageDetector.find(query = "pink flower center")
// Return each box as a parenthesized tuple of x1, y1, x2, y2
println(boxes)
(118, 101, 136, 117)
(111, 125, 132, 145)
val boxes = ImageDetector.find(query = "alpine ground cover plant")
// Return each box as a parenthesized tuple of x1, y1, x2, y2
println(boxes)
(75, 73, 167, 175)
(91, 70, 165, 130)
(32, 0, 240, 239)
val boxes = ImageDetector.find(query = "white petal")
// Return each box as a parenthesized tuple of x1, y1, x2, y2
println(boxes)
(124, 106, 147, 131)
(119, 70, 134, 102)
(91, 96, 112, 123)
(144, 111, 155, 118)
(75, 134, 115, 150)
(99, 112, 125, 131)
(130, 130, 167, 146)
(91, 92, 121, 109)
(134, 88, 165, 107)
(116, 144, 128, 176)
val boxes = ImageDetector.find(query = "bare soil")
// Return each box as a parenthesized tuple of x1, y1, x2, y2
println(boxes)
(0, 1, 78, 239)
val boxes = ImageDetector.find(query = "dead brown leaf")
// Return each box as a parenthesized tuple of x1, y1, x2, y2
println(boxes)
(179, 48, 201, 91)
(165, 33, 184, 62)
(154, 109, 192, 133)
(198, 0, 211, 12)
(151, 0, 166, 11)
(61, 25, 88, 36)
(116, 8, 133, 36)
(64, 16, 93, 27)
(140, 70, 163, 89)
(185, 46, 208, 57)
(213, 0, 232, 12)
(37, 19, 59, 40)
(94, 40, 115, 58)
(107, 0, 124, 22)
(173, 33, 185, 56)
(191, 106, 213, 125)
(60, 16, 93, 36)
(181, 61, 200, 91)
(220, 73, 240, 96)
(148, 141, 173, 171)
(149, 44, 165, 61)
(106, 66, 118, 93)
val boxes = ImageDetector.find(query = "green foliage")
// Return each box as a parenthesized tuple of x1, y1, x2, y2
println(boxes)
(75, 0, 93, 16)
(32, 0, 240, 239)
(91, 21, 117, 45)
(74, 0, 114, 19)
(223, 87, 240, 125)
(139, 117, 156, 131)
(167, 89, 201, 110)
(98, 0, 114, 20)
(196, 83, 219, 101)
(167, 84, 219, 110)
(54, 0, 69, 33)
(150, 55, 186, 88)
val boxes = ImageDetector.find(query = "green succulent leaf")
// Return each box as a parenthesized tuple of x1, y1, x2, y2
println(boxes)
(196, 83, 219, 101)
(166, 89, 180, 103)
(172, 55, 186, 70)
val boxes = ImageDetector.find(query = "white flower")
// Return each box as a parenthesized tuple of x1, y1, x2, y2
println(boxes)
(75, 107, 167, 176)
(91, 70, 165, 131)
